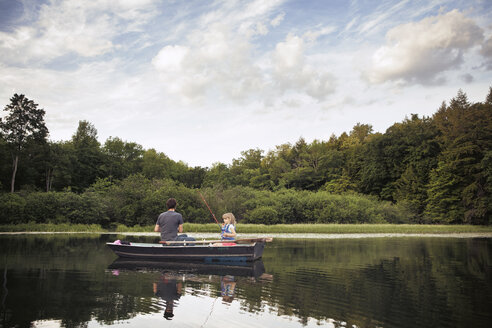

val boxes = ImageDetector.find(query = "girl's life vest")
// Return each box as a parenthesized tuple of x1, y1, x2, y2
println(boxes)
(221, 223, 236, 241)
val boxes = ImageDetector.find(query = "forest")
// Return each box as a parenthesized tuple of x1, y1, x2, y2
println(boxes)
(0, 88, 490, 226)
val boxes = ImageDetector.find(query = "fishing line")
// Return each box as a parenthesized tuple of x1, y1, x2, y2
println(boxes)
(200, 297, 218, 328)
(198, 191, 222, 230)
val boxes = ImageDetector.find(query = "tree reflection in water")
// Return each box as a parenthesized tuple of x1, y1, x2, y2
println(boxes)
(0, 235, 491, 328)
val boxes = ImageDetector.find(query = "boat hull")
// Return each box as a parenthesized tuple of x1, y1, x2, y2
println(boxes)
(106, 241, 266, 262)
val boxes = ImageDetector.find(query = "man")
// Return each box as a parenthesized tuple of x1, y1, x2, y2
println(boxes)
(154, 198, 194, 242)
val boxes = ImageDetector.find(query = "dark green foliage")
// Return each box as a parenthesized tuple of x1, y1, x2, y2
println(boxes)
(202, 162, 234, 188)
(101, 174, 208, 226)
(178, 166, 207, 189)
(23, 192, 59, 222)
(357, 133, 392, 197)
(386, 114, 440, 221)
(247, 206, 280, 224)
(0, 180, 408, 226)
(425, 90, 491, 224)
(101, 137, 144, 181)
(0, 193, 26, 223)
(70, 121, 104, 192)
(0, 138, 10, 188)
(56, 192, 108, 225)
(230, 148, 264, 186)
(47, 141, 75, 191)
(0, 87, 490, 225)
(141, 148, 173, 180)
(0, 94, 48, 192)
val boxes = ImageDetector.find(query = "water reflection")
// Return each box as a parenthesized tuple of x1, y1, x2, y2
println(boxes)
(0, 235, 491, 328)
(108, 257, 266, 277)
(106, 257, 271, 324)
(153, 272, 181, 320)
(221, 275, 236, 302)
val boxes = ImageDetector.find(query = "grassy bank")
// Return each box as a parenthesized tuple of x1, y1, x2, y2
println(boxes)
(1, 223, 491, 234)
(182, 223, 492, 234)
(0, 223, 106, 232)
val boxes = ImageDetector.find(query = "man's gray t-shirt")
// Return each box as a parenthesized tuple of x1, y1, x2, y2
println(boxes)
(156, 211, 184, 241)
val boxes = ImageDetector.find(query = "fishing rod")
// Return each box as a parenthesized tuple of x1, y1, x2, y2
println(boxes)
(198, 191, 222, 230)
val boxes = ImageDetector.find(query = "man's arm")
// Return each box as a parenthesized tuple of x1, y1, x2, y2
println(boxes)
(154, 224, 160, 232)
(178, 224, 183, 233)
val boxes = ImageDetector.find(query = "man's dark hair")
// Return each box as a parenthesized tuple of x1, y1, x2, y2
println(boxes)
(166, 198, 177, 209)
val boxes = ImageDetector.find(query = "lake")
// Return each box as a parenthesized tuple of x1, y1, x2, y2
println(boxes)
(0, 234, 491, 328)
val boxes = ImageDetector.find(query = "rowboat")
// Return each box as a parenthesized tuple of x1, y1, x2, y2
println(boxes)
(106, 238, 272, 262)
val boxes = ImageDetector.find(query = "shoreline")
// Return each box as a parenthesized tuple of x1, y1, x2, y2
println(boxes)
(1, 231, 492, 239)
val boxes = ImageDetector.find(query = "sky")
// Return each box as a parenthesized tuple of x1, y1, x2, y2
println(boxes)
(0, 0, 491, 168)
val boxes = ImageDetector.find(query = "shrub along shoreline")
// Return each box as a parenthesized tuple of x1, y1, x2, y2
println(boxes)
(1, 223, 491, 234)
(0, 181, 417, 228)
(1, 175, 489, 229)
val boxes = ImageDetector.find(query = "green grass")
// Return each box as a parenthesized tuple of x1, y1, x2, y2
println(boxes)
(0, 223, 491, 234)
(181, 223, 492, 234)
(0, 223, 106, 232)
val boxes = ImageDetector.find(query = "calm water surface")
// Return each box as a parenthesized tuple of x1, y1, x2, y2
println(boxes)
(0, 234, 491, 328)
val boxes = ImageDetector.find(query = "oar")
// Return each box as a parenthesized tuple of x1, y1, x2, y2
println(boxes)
(159, 237, 273, 245)
(198, 191, 222, 230)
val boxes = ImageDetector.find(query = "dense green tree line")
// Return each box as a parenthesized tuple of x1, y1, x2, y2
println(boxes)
(0, 178, 407, 226)
(0, 88, 491, 224)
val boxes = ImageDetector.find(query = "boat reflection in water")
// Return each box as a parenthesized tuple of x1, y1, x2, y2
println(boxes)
(108, 258, 272, 320)
(108, 257, 266, 277)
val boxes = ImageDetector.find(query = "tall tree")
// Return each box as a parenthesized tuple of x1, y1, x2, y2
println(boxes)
(389, 115, 440, 217)
(43, 141, 74, 192)
(357, 133, 391, 197)
(202, 162, 233, 188)
(336, 124, 375, 194)
(0, 137, 10, 190)
(141, 148, 173, 180)
(0, 94, 48, 192)
(262, 144, 292, 188)
(70, 121, 103, 192)
(425, 89, 492, 224)
(102, 137, 144, 181)
(230, 148, 264, 186)
(179, 166, 207, 189)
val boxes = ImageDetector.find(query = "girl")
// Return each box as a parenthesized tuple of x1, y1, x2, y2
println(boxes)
(220, 212, 237, 242)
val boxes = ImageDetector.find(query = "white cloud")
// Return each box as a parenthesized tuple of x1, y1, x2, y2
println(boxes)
(151, 1, 296, 103)
(0, 0, 158, 65)
(273, 34, 305, 71)
(152, 21, 264, 102)
(303, 25, 336, 43)
(255, 22, 269, 35)
(356, 0, 410, 36)
(152, 0, 288, 101)
(273, 34, 336, 101)
(152, 45, 189, 73)
(366, 9, 484, 85)
(270, 12, 285, 27)
(344, 16, 359, 33)
(152, 5, 337, 104)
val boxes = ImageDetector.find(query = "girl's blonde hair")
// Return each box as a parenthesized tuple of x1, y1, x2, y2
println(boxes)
(222, 213, 236, 225)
